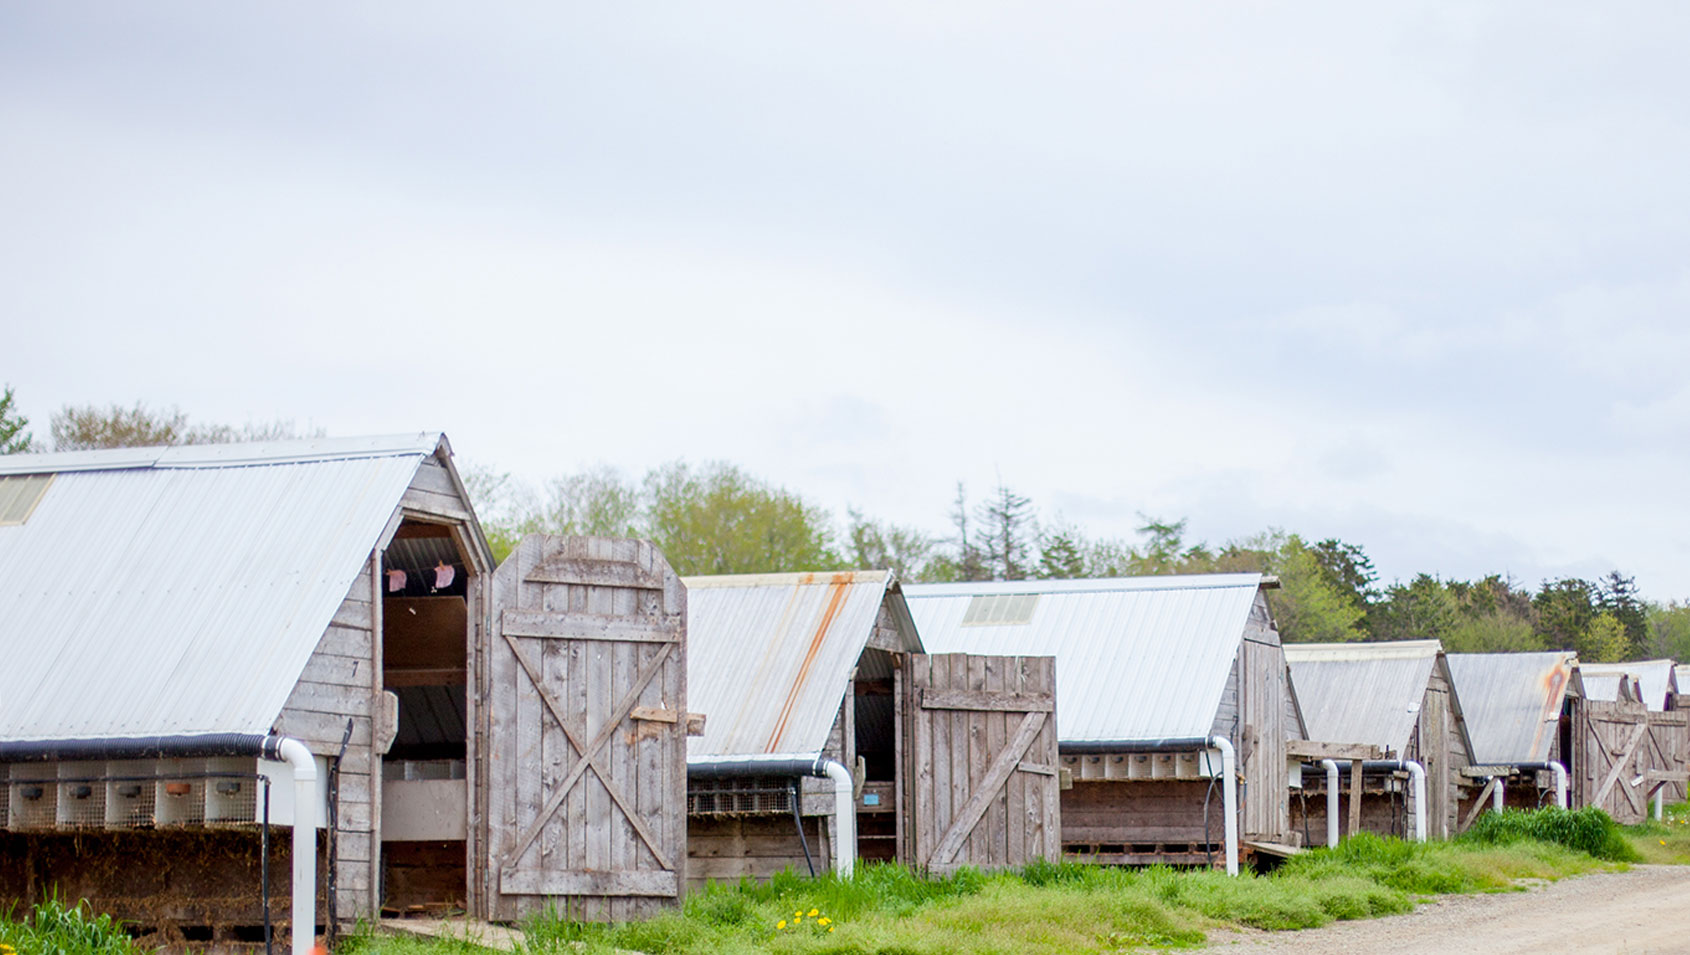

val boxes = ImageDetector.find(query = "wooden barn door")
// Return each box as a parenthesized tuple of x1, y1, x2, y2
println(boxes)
(904, 653, 1060, 874)
(1573, 701, 1650, 823)
(481, 536, 686, 921)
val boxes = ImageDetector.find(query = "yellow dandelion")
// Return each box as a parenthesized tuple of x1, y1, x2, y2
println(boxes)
(808, 908, 819, 917)
(777, 920, 787, 930)
(795, 910, 803, 919)
(1661, 840, 1668, 846)
(829, 926, 835, 933)
(818, 917, 831, 926)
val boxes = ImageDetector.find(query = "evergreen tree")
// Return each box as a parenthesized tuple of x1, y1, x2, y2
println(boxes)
(976, 481, 1036, 580)
(1036, 524, 1087, 579)
(0, 385, 32, 454)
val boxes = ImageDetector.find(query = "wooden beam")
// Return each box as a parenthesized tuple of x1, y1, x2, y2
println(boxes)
(524, 558, 666, 591)
(500, 869, 679, 898)
(500, 610, 679, 643)
(383, 667, 467, 687)
(1461, 778, 1499, 830)
(917, 688, 1054, 712)
(1286, 740, 1387, 761)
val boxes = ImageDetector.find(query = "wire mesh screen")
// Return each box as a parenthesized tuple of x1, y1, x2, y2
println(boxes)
(2, 762, 274, 831)
(687, 775, 794, 816)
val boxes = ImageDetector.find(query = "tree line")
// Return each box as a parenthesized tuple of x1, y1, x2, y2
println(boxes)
(5, 386, 1686, 661)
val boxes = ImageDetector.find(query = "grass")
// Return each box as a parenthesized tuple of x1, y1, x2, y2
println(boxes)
(339, 827, 1615, 955)
(0, 897, 141, 955)
(1621, 799, 1690, 864)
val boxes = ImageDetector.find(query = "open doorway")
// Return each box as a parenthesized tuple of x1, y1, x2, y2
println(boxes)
(379, 521, 472, 915)
(853, 648, 901, 862)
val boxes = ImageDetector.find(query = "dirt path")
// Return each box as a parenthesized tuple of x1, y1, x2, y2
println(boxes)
(1205, 865, 1690, 954)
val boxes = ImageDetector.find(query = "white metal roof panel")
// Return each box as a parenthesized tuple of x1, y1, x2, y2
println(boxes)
(1579, 661, 1677, 712)
(1283, 641, 1440, 755)
(905, 574, 1265, 742)
(0, 434, 440, 740)
(1445, 652, 1579, 764)
(684, 570, 918, 759)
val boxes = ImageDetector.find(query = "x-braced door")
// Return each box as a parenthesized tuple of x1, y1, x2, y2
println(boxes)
(483, 536, 686, 921)
(904, 653, 1060, 873)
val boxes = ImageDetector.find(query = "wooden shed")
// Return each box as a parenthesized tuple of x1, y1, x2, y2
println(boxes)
(907, 574, 1307, 872)
(0, 435, 691, 949)
(683, 571, 1060, 889)
(1283, 641, 1476, 842)
(1445, 652, 1583, 819)
(1571, 661, 1687, 823)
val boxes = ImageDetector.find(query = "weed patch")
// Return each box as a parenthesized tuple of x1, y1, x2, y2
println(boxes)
(0, 897, 140, 955)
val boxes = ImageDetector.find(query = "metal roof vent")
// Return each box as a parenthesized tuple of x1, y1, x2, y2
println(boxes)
(960, 592, 1039, 627)
(0, 473, 52, 526)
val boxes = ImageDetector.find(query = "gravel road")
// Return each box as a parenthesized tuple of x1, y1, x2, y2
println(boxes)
(1204, 865, 1690, 954)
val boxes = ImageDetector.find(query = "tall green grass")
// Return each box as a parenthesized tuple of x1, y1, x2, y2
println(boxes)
(0, 898, 139, 955)
(1461, 806, 1638, 861)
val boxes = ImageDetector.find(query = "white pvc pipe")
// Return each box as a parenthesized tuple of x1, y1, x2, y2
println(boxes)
(271, 738, 318, 955)
(1549, 762, 1568, 810)
(1403, 761, 1427, 843)
(1210, 736, 1238, 876)
(1492, 775, 1505, 813)
(1320, 759, 1340, 848)
(1655, 787, 1665, 821)
(817, 758, 856, 878)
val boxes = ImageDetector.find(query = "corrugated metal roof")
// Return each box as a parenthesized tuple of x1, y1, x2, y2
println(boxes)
(905, 574, 1266, 743)
(1579, 661, 1678, 712)
(1283, 641, 1441, 755)
(0, 434, 443, 741)
(684, 570, 921, 760)
(1445, 652, 1579, 764)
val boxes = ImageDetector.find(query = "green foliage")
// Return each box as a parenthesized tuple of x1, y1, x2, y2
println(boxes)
(644, 461, 842, 575)
(845, 508, 935, 581)
(975, 482, 1037, 580)
(1034, 526, 1086, 579)
(1270, 535, 1369, 642)
(48, 401, 317, 451)
(1647, 601, 1690, 659)
(0, 897, 141, 955)
(1460, 807, 1639, 862)
(0, 384, 33, 454)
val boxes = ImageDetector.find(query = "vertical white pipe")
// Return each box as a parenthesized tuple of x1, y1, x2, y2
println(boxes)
(1549, 762, 1568, 810)
(818, 759, 855, 878)
(274, 739, 318, 955)
(1654, 787, 1665, 821)
(1320, 759, 1340, 848)
(1403, 761, 1427, 842)
(1210, 737, 1238, 876)
(1492, 776, 1505, 813)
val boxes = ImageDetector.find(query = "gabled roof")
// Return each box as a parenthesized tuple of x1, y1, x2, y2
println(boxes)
(684, 570, 920, 760)
(0, 434, 456, 742)
(1579, 660, 1678, 712)
(905, 574, 1269, 743)
(1284, 640, 1472, 758)
(1445, 651, 1581, 764)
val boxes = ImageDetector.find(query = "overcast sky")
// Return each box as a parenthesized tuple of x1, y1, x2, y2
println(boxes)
(5, 3, 1688, 598)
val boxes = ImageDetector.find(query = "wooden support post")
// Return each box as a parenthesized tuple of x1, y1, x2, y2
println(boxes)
(1348, 760, 1363, 838)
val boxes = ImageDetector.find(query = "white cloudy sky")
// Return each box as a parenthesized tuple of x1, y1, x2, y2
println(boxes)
(5, 3, 1688, 597)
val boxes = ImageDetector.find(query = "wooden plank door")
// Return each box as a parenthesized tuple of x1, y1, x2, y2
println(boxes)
(904, 653, 1060, 874)
(482, 536, 686, 921)
(1573, 700, 1649, 823)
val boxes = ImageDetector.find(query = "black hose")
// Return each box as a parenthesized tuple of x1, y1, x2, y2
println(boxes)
(1201, 773, 1216, 868)
(790, 779, 816, 877)
(261, 775, 272, 955)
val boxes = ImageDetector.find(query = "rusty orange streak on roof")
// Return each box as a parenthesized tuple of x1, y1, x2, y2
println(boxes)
(1528, 663, 1570, 758)
(764, 574, 854, 753)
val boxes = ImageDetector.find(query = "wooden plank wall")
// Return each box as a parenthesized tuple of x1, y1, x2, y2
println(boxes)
(1236, 591, 1292, 843)
(1573, 698, 1653, 823)
(1062, 780, 1218, 853)
(274, 556, 380, 923)
(484, 536, 686, 924)
(1414, 667, 1469, 839)
(685, 816, 830, 891)
(906, 654, 1060, 873)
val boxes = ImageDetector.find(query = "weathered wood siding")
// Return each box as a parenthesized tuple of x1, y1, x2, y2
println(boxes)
(1062, 780, 1223, 859)
(1232, 591, 1292, 843)
(1571, 698, 1686, 824)
(482, 536, 687, 923)
(274, 556, 380, 923)
(685, 816, 830, 891)
(904, 654, 1061, 873)
(1409, 666, 1469, 840)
